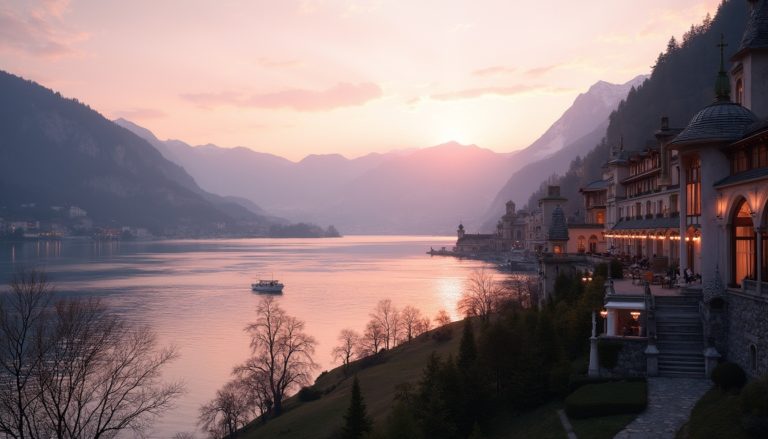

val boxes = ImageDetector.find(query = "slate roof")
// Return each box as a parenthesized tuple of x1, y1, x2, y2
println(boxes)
(670, 101, 759, 146)
(612, 216, 679, 230)
(581, 179, 609, 191)
(549, 206, 569, 241)
(736, 0, 768, 55)
(714, 167, 768, 187)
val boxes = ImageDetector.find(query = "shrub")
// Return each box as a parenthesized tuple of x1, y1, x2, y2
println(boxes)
(298, 386, 322, 402)
(741, 377, 768, 437)
(567, 376, 646, 393)
(597, 339, 623, 370)
(565, 381, 647, 419)
(712, 362, 747, 392)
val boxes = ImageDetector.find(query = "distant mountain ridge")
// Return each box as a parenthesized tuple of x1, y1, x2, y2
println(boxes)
(480, 75, 648, 229)
(0, 71, 277, 235)
(520, 0, 748, 218)
(117, 76, 643, 234)
(116, 119, 518, 234)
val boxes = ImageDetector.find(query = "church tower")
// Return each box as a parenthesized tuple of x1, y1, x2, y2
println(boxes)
(731, 0, 768, 119)
(457, 223, 465, 239)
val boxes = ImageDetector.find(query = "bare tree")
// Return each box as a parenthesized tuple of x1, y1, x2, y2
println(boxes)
(0, 270, 184, 439)
(400, 306, 423, 342)
(0, 270, 53, 439)
(236, 296, 317, 417)
(332, 329, 360, 367)
(457, 269, 508, 321)
(370, 299, 401, 349)
(358, 320, 385, 357)
(434, 309, 451, 327)
(36, 298, 184, 438)
(416, 316, 432, 336)
(198, 380, 253, 439)
(501, 273, 539, 309)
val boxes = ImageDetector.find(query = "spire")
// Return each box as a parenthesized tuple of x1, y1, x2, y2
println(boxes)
(715, 33, 731, 101)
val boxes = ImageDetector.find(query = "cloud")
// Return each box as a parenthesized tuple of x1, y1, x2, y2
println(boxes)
(181, 82, 383, 111)
(430, 84, 539, 101)
(430, 84, 575, 101)
(0, 0, 87, 58)
(472, 65, 516, 77)
(524, 64, 561, 77)
(112, 108, 168, 120)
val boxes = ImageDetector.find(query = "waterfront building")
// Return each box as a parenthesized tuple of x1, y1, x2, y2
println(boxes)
(577, 0, 768, 378)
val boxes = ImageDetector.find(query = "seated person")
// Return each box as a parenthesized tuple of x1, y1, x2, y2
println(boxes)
(684, 267, 694, 283)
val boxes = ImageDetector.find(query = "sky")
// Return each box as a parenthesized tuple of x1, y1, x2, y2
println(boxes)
(0, 0, 723, 160)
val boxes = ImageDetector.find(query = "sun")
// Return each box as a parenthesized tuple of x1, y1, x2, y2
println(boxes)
(436, 123, 473, 145)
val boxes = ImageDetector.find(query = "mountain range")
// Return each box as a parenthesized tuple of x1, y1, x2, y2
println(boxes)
(118, 75, 644, 234)
(0, 71, 277, 236)
(480, 75, 647, 228)
(0, 67, 643, 236)
(115, 119, 519, 234)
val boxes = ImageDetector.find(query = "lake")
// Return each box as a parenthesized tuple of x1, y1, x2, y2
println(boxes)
(0, 235, 495, 438)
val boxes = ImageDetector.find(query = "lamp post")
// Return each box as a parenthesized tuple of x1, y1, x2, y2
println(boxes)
(588, 310, 600, 377)
(600, 308, 608, 335)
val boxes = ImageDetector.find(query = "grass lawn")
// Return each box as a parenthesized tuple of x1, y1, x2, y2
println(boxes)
(565, 381, 647, 419)
(677, 388, 751, 439)
(570, 413, 637, 439)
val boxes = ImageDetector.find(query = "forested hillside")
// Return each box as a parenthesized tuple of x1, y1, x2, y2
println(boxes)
(525, 0, 748, 215)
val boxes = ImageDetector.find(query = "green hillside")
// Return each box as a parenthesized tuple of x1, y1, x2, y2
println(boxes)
(239, 322, 464, 438)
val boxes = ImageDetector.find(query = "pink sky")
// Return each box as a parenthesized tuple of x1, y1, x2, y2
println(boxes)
(1, 0, 722, 160)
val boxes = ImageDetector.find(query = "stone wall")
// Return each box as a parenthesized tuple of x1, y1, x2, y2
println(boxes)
(598, 337, 647, 378)
(726, 291, 768, 378)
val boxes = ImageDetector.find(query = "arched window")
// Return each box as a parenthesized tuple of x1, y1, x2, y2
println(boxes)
(736, 78, 744, 105)
(733, 199, 756, 286)
(577, 236, 586, 253)
(589, 235, 598, 254)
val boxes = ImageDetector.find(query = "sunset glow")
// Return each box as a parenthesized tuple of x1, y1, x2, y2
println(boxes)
(0, 0, 721, 159)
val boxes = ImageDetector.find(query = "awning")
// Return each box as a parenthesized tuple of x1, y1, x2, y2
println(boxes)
(605, 301, 645, 310)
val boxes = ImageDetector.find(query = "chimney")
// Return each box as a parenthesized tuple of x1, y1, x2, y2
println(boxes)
(661, 116, 669, 131)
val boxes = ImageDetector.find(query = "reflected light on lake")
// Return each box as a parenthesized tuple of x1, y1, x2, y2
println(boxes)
(0, 236, 497, 437)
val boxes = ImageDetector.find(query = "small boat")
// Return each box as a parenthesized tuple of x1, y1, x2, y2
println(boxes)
(251, 279, 284, 293)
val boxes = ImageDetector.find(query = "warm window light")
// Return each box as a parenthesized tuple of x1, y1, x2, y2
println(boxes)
(630, 311, 641, 320)
(600, 309, 608, 319)
(716, 193, 725, 219)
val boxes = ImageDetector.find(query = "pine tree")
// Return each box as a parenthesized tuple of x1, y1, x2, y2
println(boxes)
(342, 376, 372, 439)
(457, 318, 477, 372)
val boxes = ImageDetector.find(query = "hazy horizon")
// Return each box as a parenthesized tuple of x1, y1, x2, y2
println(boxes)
(1, 0, 720, 160)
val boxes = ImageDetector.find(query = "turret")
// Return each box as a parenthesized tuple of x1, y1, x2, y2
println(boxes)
(457, 223, 465, 239)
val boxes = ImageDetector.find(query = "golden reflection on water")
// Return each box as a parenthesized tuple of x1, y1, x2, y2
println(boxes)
(0, 236, 503, 437)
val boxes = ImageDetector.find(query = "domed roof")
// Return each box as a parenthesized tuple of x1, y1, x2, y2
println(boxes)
(671, 101, 758, 146)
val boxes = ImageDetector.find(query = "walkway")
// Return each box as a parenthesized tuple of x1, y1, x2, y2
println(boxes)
(613, 377, 711, 439)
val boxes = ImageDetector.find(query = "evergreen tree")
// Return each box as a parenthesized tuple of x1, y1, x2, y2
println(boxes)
(342, 376, 373, 439)
(457, 318, 477, 372)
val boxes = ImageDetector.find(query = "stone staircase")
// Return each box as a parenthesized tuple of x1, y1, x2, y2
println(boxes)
(654, 292, 705, 378)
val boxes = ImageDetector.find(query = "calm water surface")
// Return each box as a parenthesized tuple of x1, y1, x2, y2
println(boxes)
(0, 236, 493, 437)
